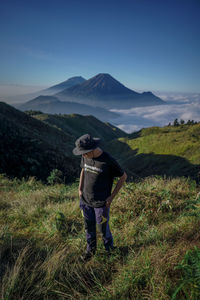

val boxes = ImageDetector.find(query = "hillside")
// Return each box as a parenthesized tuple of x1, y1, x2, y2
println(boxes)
(0, 175, 200, 299)
(0, 102, 80, 182)
(0, 102, 127, 181)
(107, 124, 200, 181)
(56, 73, 165, 109)
(30, 111, 127, 141)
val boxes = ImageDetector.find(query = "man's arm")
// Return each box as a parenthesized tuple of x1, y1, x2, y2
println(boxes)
(106, 172, 127, 207)
(79, 168, 84, 198)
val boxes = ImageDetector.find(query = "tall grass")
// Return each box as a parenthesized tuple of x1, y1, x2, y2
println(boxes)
(0, 174, 200, 299)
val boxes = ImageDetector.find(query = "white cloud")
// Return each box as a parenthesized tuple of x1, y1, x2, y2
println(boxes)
(154, 91, 200, 104)
(109, 93, 200, 133)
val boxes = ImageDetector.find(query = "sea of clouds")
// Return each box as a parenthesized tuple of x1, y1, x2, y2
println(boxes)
(109, 92, 200, 133)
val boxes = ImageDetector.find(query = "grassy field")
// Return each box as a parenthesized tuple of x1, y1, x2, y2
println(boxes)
(0, 174, 200, 299)
(107, 124, 200, 182)
(122, 124, 200, 164)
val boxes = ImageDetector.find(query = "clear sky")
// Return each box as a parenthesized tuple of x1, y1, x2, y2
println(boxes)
(0, 0, 199, 93)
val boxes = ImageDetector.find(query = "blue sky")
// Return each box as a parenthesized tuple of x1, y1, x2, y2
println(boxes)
(0, 0, 199, 93)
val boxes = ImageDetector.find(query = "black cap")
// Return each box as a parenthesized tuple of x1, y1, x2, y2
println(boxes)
(72, 134, 100, 155)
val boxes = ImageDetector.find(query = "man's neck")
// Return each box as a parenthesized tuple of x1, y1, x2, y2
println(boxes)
(93, 148, 103, 158)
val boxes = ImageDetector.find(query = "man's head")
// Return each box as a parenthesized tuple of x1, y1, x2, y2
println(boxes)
(72, 134, 100, 156)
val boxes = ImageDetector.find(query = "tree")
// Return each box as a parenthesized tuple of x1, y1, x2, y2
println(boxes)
(186, 120, 195, 125)
(173, 118, 179, 126)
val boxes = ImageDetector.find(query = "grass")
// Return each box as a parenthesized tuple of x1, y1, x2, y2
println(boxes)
(0, 174, 200, 299)
(121, 124, 200, 164)
(106, 124, 200, 182)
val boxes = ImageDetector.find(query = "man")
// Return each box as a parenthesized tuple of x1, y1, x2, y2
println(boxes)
(73, 134, 127, 261)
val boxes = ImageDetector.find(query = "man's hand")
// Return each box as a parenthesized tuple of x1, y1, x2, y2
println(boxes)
(105, 172, 127, 208)
(79, 190, 83, 198)
(106, 196, 113, 208)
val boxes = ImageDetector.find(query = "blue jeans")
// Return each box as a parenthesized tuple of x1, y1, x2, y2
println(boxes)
(80, 199, 114, 252)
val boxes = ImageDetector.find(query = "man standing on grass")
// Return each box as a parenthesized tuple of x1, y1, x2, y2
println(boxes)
(73, 134, 127, 261)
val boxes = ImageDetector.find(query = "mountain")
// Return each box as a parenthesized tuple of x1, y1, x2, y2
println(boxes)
(6, 76, 86, 104)
(56, 73, 165, 109)
(16, 73, 164, 118)
(40, 76, 86, 94)
(17, 95, 119, 121)
(0, 102, 127, 181)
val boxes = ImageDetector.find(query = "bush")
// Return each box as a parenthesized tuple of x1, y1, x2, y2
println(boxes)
(47, 169, 63, 185)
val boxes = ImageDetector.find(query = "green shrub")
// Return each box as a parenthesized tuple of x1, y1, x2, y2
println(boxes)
(47, 169, 63, 185)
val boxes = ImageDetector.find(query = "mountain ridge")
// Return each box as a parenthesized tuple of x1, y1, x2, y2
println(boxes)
(42, 76, 86, 94)
(56, 73, 165, 109)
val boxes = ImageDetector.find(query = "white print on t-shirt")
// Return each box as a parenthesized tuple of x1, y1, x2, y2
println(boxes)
(84, 163, 103, 174)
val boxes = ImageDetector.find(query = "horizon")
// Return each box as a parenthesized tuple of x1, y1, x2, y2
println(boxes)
(0, 0, 200, 93)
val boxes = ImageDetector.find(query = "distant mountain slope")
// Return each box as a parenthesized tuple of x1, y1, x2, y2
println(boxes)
(17, 95, 119, 121)
(56, 73, 165, 108)
(31, 112, 127, 141)
(107, 125, 200, 181)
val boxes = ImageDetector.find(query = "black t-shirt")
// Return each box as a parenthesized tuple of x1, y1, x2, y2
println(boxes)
(80, 151, 124, 207)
